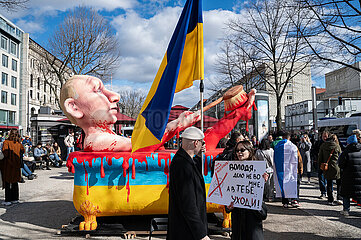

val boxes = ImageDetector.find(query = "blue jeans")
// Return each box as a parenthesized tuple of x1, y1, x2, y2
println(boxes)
(343, 198, 350, 211)
(66, 146, 74, 161)
(21, 163, 32, 177)
(326, 179, 342, 203)
(49, 153, 60, 166)
(318, 169, 326, 195)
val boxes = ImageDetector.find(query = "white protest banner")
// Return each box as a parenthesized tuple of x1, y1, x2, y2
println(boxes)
(206, 160, 266, 210)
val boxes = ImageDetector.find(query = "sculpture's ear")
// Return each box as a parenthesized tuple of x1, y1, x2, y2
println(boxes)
(64, 98, 84, 119)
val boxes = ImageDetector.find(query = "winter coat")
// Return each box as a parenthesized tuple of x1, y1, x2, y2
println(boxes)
(223, 150, 267, 240)
(318, 139, 341, 180)
(230, 203, 267, 240)
(211, 145, 234, 177)
(255, 149, 274, 173)
(167, 148, 207, 240)
(0, 140, 25, 188)
(298, 141, 312, 173)
(339, 143, 361, 199)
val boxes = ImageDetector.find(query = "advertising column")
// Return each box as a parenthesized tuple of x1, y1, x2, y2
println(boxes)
(254, 91, 269, 141)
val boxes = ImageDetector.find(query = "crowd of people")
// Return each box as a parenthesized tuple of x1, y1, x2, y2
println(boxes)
(1, 126, 360, 238)
(0, 129, 84, 206)
(168, 127, 361, 240)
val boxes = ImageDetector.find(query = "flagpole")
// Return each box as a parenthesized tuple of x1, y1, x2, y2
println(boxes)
(200, 79, 204, 175)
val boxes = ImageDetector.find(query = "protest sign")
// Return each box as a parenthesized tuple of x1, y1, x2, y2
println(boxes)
(207, 160, 266, 210)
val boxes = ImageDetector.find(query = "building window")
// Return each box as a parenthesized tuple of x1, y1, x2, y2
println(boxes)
(37, 77, 40, 90)
(30, 90, 33, 99)
(2, 72, 8, 85)
(2, 54, 8, 67)
(11, 93, 16, 105)
(37, 92, 39, 100)
(287, 83, 292, 88)
(11, 59, 17, 71)
(1, 36, 7, 50)
(11, 76, 16, 88)
(30, 74, 33, 87)
(10, 41, 16, 55)
(1, 91, 7, 103)
(287, 95, 293, 100)
(44, 95, 46, 104)
(9, 111, 15, 124)
(0, 110, 7, 124)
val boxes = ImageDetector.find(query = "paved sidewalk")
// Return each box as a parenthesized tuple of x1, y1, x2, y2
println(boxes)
(0, 168, 360, 239)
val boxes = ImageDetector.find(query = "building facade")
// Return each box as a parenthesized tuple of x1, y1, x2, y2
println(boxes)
(0, 15, 24, 133)
(197, 62, 312, 129)
(285, 98, 361, 131)
(323, 62, 361, 99)
(0, 14, 71, 139)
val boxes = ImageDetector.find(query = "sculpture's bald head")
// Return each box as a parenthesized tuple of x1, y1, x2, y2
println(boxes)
(60, 75, 120, 127)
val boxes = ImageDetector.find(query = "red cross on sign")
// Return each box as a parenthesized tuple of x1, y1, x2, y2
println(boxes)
(208, 172, 228, 198)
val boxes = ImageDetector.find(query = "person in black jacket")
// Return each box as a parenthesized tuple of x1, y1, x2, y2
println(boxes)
(211, 132, 243, 177)
(167, 127, 210, 240)
(226, 140, 268, 240)
(338, 132, 361, 216)
(311, 131, 329, 199)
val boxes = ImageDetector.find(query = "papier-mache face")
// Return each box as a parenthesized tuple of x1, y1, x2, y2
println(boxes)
(62, 75, 120, 127)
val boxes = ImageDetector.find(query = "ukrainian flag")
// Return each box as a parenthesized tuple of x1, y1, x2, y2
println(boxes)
(131, 0, 204, 152)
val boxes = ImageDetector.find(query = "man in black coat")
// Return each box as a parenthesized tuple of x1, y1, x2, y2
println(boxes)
(339, 131, 361, 216)
(167, 127, 210, 240)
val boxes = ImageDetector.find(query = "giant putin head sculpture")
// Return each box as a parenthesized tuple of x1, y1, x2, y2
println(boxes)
(60, 75, 132, 151)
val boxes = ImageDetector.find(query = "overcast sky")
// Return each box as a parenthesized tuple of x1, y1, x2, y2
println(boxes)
(1, 0, 327, 108)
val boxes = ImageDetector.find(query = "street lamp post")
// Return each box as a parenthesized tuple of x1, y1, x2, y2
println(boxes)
(311, 86, 318, 138)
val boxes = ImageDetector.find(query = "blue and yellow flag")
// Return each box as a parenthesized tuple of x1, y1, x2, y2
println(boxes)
(131, 0, 204, 152)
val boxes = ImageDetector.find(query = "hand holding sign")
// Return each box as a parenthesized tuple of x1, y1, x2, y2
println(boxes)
(207, 160, 266, 211)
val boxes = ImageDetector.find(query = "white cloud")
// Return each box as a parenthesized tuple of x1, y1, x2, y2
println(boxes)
(111, 7, 242, 107)
(3, 1, 241, 107)
(1, 0, 134, 19)
(14, 19, 44, 33)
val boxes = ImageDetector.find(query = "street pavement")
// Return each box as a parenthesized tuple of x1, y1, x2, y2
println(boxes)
(0, 167, 360, 239)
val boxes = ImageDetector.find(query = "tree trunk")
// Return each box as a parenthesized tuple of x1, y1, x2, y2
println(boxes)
(276, 97, 282, 131)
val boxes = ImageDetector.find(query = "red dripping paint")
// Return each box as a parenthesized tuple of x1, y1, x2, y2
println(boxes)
(83, 162, 89, 195)
(131, 158, 136, 179)
(126, 169, 130, 202)
(204, 155, 208, 176)
(138, 158, 148, 171)
(106, 157, 112, 166)
(122, 158, 129, 177)
(164, 158, 169, 188)
(100, 157, 105, 178)
(158, 157, 162, 167)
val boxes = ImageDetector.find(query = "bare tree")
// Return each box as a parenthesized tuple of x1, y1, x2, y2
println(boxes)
(0, 0, 28, 10)
(215, 39, 263, 92)
(117, 89, 146, 119)
(298, 0, 361, 71)
(41, 6, 121, 108)
(222, 0, 314, 130)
